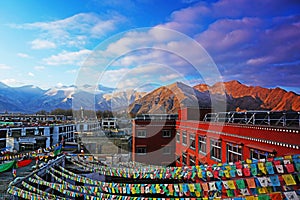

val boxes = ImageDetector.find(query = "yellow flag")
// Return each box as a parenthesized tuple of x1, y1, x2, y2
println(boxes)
(225, 165, 231, 170)
(132, 187, 136, 194)
(284, 155, 292, 160)
(245, 196, 256, 200)
(156, 184, 161, 193)
(258, 163, 267, 174)
(257, 187, 266, 194)
(224, 170, 230, 178)
(198, 170, 202, 178)
(188, 184, 195, 192)
(195, 191, 201, 197)
(227, 180, 236, 189)
(282, 174, 296, 185)
(179, 184, 183, 192)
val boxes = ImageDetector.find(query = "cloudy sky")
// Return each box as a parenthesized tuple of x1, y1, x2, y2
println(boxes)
(0, 0, 299, 93)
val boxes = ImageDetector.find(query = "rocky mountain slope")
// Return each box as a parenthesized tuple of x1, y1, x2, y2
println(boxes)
(129, 80, 300, 115)
(194, 80, 300, 111)
(0, 80, 298, 114)
(128, 82, 224, 115)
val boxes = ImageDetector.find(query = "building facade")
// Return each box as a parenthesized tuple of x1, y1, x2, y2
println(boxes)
(0, 124, 76, 152)
(101, 118, 118, 130)
(76, 121, 101, 133)
(132, 114, 177, 165)
(131, 108, 300, 167)
(176, 108, 300, 166)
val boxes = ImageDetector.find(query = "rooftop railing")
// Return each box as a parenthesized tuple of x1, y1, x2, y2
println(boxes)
(203, 111, 300, 128)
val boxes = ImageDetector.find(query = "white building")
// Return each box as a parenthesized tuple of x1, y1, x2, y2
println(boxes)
(0, 124, 76, 152)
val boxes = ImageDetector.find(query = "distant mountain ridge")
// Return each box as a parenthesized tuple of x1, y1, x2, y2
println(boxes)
(0, 82, 144, 113)
(129, 80, 300, 115)
(0, 81, 299, 114)
(194, 80, 300, 111)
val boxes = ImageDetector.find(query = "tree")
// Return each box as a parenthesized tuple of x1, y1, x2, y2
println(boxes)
(36, 110, 49, 115)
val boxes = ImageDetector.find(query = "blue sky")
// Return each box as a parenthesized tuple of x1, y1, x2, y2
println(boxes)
(0, 0, 299, 93)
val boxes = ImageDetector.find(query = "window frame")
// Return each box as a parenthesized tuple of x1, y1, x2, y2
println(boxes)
(136, 147, 147, 155)
(198, 135, 207, 154)
(226, 143, 243, 162)
(182, 131, 187, 146)
(162, 130, 172, 138)
(210, 139, 222, 162)
(182, 152, 187, 165)
(136, 130, 147, 138)
(250, 149, 275, 160)
(176, 131, 180, 143)
(176, 154, 180, 164)
(189, 154, 196, 166)
(189, 133, 196, 150)
(162, 146, 171, 154)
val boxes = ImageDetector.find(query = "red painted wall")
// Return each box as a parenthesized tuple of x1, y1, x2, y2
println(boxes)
(176, 109, 300, 166)
(132, 118, 177, 165)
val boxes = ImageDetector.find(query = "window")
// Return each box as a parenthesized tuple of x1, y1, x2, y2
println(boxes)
(176, 131, 180, 143)
(182, 152, 187, 165)
(210, 139, 222, 162)
(182, 131, 187, 145)
(162, 130, 172, 138)
(136, 130, 146, 138)
(227, 143, 242, 162)
(250, 149, 275, 160)
(189, 134, 195, 150)
(162, 146, 171, 154)
(136, 147, 147, 155)
(176, 154, 180, 164)
(189, 155, 196, 166)
(198, 135, 207, 154)
(0, 139, 6, 149)
(12, 129, 21, 137)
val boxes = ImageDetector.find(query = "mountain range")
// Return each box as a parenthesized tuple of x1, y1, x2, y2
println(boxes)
(0, 82, 144, 113)
(0, 80, 299, 114)
(128, 80, 300, 115)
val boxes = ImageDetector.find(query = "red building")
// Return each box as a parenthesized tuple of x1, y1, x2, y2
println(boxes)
(176, 108, 300, 166)
(132, 108, 300, 166)
(132, 114, 177, 165)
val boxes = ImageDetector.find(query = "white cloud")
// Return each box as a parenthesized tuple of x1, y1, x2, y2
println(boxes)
(0, 64, 12, 69)
(159, 73, 181, 82)
(17, 53, 30, 58)
(2, 78, 24, 86)
(31, 39, 56, 49)
(28, 72, 35, 77)
(246, 56, 274, 65)
(43, 49, 92, 66)
(66, 69, 78, 74)
(34, 66, 45, 71)
(77, 27, 221, 90)
(17, 13, 125, 48)
(56, 83, 64, 88)
(98, 63, 187, 90)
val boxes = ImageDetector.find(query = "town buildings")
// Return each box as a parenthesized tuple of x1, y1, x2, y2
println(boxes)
(0, 114, 104, 153)
(101, 118, 118, 130)
(0, 124, 76, 152)
(132, 108, 300, 166)
(132, 114, 178, 165)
